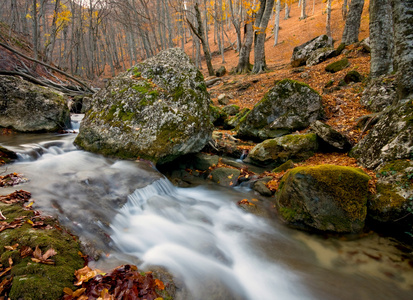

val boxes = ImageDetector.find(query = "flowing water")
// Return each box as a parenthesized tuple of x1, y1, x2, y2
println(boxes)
(0, 116, 412, 299)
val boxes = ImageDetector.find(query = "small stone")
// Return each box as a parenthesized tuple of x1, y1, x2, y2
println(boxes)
(218, 94, 229, 105)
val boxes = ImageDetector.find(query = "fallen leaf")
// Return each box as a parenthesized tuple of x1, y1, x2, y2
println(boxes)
(63, 287, 73, 296)
(4, 243, 19, 251)
(20, 245, 33, 258)
(72, 287, 86, 297)
(155, 279, 165, 290)
(31, 245, 57, 265)
(0, 277, 12, 294)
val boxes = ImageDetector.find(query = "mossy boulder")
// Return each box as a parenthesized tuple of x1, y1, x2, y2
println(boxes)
(222, 104, 240, 116)
(224, 107, 250, 129)
(276, 165, 370, 233)
(0, 75, 70, 132)
(351, 100, 413, 169)
(368, 160, 413, 232)
(75, 48, 213, 165)
(192, 152, 219, 171)
(210, 104, 227, 126)
(291, 35, 333, 67)
(272, 160, 295, 173)
(246, 133, 318, 167)
(344, 70, 364, 84)
(236, 79, 324, 141)
(210, 167, 240, 187)
(325, 58, 350, 73)
(310, 120, 352, 152)
(252, 177, 273, 197)
(0, 202, 84, 300)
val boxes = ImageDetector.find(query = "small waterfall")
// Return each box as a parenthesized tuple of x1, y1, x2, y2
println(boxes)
(16, 139, 77, 162)
(69, 114, 84, 132)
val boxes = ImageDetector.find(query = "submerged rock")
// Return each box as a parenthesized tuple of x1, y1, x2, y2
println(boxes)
(75, 48, 213, 165)
(276, 165, 370, 233)
(246, 133, 318, 167)
(291, 35, 334, 67)
(236, 79, 324, 141)
(0, 75, 70, 132)
(351, 100, 413, 169)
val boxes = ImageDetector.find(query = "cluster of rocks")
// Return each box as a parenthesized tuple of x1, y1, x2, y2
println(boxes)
(1, 45, 411, 239)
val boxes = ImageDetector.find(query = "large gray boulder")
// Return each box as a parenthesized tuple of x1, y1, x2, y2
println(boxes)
(75, 48, 213, 165)
(350, 100, 413, 169)
(360, 75, 397, 112)
(291, 35, 334, 67)
(236, 79, 324, 141)
(306, 48, 336, 67)
(246, 133, 318, 166)
(0, 75, 70, 132)
(276, 165, 370, 233)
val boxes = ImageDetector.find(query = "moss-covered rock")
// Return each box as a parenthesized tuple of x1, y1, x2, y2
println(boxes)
(246, 133, 318, 167)
(0, 75, 70, 132)
(222, 104, 240, 116)
(368, 160, 413, 233)
(74, 48, 213, 165)
(325, 58, 350, 73)
(360, 75, 397, 112)
(224, 107, 250, 129)
(344, 70, 364, 84)
(351, 100, 413, 169)
(210, 104, 228, 126)
(236, 79, 324, 141)
(272, 160, 295, 173)
(276, 165, 370, 233)
(0, 202, 84, 300)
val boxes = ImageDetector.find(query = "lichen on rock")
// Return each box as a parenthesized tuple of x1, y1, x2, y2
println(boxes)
(75, 48, 213, 165)
(236, 79, 324, 141)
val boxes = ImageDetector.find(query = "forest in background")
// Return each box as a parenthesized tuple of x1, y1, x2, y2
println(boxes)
(0, 0, 358, 84)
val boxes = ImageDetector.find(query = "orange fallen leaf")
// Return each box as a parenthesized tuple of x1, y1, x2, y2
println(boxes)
(155, 279, 165, 290)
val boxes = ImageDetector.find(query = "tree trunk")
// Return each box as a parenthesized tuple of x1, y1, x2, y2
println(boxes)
(342, 0, 365, 45)
(252, 0, 274, 73)
(391, 0, 413, 100)
(235, 19, 253, 73)
(229, 0, 242, 52)
(370, 0, 394, 78)
(187, 3, 214, 76)
(274, 0, 281, 46)
(32, 0, 38, 62)
(326, 0, 332, 37)
(300, 0, 307, 20)
(285, 1, 291, 19)
(342, 0, 348, 20)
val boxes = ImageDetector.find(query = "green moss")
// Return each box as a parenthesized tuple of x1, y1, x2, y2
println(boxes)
(0, 203, 83, 300)
(372, 183, 406, 210)
(280, 133, 317, 145)
(279, 207, 298, 222)
(272, 160, 295, 173)
(288, 165, 370, 221)
(325, 58, 349, 73)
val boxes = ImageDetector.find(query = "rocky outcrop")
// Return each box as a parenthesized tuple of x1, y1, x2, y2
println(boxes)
(276, 165, 370, 233)
(368, 160, 413, 229)
(310, 121, 352, 152)
(75, 48, 213, 165)
(0, 75, 70, 132)
(222, 104, 239, 116)
(246, 133, 318, 167)
(306, 48, 336, 67)
(351, 100, 413, 169)
(236, 79, 324, 141)
(224, 108, 250, 129)
(291, 35, 334, 67)
(360, 75, 397, 112)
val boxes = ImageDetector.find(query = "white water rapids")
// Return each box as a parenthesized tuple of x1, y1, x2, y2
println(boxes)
(0, 117, 412, 299)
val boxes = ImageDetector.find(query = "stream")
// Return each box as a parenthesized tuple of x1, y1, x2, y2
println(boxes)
(0, 115, 412, 299)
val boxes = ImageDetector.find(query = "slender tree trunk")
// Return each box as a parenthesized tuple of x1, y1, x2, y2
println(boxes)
(274, 0, 281, 46)
(187, 3, 214, 76)
(342, 0, 348, 20)
(252, 0, 274, 73)
(326, 0, 332, 37)
(285, 1, 291, 19)
(300, 0, 307, 19)
(342, 0, 365, 45)
(219, 0, 225, 63)
(370, 0, 394, 78)
(32, 0, 38, 63)
(391, 0, 413, 100)
(229, 0, 242, 52)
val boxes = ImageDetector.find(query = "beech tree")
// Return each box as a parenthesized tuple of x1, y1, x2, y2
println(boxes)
(342, 0, 365, 45)
(369, 0, 393, 78)
(252, 0, 274, 73)
(273, 0, 281, 46)
(326, 0, 332, 38)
